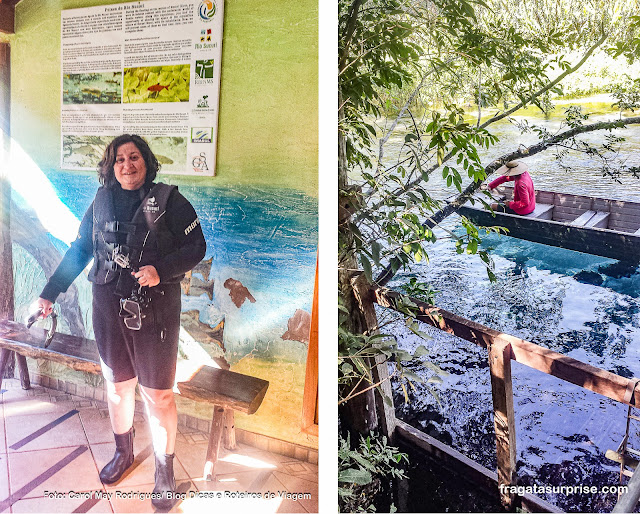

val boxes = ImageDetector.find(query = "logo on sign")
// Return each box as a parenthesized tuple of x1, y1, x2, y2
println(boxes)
(195, 60, 215, 79)
(198, 0, 216, 22)
(192, 152, 209, 173)
(197, 95, 209, 108)
(199, 28, 212, 42)
(192, 128, 213, 143)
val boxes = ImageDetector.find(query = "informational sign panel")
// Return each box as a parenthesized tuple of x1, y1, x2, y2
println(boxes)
(60, 0, 223, 176)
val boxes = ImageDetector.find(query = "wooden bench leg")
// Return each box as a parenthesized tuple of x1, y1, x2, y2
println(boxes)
(204, 405, 225, 481)
(223, 409, 237, 451)
(0, 349, 13, 392)
(15, 354, 30, 390)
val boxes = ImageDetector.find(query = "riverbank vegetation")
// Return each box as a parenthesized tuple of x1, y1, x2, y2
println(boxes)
(338, 0, 640, 511)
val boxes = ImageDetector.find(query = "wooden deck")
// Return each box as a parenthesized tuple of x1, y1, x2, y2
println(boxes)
(363, 284, 640, 511)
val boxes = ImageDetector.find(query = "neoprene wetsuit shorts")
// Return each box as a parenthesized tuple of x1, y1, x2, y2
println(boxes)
(92, 281, 181, 389)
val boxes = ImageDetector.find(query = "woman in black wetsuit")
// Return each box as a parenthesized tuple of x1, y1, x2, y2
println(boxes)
(34, 134, 206, 508)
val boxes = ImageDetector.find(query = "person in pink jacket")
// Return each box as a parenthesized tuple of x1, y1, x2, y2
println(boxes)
(488, 160, 535, 215)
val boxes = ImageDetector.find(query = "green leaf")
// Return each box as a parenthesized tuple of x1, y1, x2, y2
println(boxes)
(402, 369, 424, 382)
(371, 240, 382, 266)
(360, 255, 373, 282)
(414, 345, 429, 357)
(338, 468, 372, 485)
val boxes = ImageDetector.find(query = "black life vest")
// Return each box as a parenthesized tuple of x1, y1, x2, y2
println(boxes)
(89, 182, 178, 285)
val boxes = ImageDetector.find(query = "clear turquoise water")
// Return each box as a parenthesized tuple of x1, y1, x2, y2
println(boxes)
(378, 106, 640, 511)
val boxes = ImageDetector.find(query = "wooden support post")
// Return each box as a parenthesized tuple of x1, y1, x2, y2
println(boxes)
(488, 339, 517, 509)
(0, 43, 24, 388)
(222, 408, 237, 450)
(301, 256, 319, 436)
(352, 273, 397, 439)
(0, 349, 12, 391)
(16, 354, 30, 389)
(204, 405, 225, 481)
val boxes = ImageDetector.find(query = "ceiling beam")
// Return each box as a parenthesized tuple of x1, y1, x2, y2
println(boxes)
(0, 0, 22, 35)
(0, 4, 15, 34)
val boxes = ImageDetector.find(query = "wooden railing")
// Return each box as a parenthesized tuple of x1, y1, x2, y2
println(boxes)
(369, 286, 639, 510)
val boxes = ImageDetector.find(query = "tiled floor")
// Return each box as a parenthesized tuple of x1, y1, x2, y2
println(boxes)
(0, 379, 318, 513)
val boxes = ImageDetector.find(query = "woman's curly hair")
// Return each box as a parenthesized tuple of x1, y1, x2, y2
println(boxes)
(97, 134, 160, 187)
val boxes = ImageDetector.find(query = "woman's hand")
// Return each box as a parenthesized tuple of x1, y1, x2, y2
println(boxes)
(133, 265, 160, 287)
(31, 298, 53, 318)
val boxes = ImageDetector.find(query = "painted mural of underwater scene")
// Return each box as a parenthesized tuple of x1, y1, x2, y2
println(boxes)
(63, 71, 122, 104)
(11, 172, 318, 445)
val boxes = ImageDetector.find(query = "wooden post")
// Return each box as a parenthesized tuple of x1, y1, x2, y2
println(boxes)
(351, 274, 396, 439)
(488, 339, 517, 509)
(301, 256, 319, 436)
(204, 405, 225, 481)
(0, 42, 19, 386)
(0, 44, 12, 320)
(222, 408, 237, 450)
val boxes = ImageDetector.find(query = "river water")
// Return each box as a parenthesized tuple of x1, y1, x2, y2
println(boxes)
(376, 101, 640, 512)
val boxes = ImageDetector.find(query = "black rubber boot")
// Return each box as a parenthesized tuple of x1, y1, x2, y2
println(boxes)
(99, 427, 135, 484)
(152, 453, 177, 510)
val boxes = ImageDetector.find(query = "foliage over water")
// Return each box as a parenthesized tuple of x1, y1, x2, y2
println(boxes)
(385, 102, 640, 512)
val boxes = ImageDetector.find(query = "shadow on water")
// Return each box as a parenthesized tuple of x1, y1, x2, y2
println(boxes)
(387, 221, 640, 512)
(375, 104, 640, 511)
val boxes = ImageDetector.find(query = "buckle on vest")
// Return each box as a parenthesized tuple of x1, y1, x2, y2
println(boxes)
(105, 261, 119, 271)
(112, 249, 131, 269)
(104, 221, 136, 234)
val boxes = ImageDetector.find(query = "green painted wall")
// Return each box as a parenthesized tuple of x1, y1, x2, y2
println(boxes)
(1, 0, 318, 196)
(0, 0, 318, 449)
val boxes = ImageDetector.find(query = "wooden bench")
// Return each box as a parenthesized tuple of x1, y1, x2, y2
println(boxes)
(0, 319, 269, 480)
(571, 210, 611, 228)
(524, 203, 554, 220)
(571, 209, 596, 226)
(585, 211, 610, 228)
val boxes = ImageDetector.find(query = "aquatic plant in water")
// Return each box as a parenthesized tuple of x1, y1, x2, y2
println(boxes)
(123, 65, 190, 103)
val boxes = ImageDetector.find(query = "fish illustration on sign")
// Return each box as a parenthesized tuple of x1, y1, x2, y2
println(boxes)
(156, 154, 174, 165)
(147, 84, 169, 92)
(81, 87, 101, 96)
(74, 145, 97, 155)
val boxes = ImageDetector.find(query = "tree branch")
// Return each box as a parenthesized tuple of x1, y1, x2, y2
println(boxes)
(362, 30, 609, 219)
(375, 115, 640, 285)
(339, 0, 365, 73)
(479, 31, 607, 130)
(377, 59, 455, 168)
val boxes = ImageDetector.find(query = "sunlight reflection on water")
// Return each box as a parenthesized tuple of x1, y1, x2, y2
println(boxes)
(380, 105, 640, 512)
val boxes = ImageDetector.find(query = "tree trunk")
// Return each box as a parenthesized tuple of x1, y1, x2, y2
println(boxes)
(339, 88, 380, 434)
